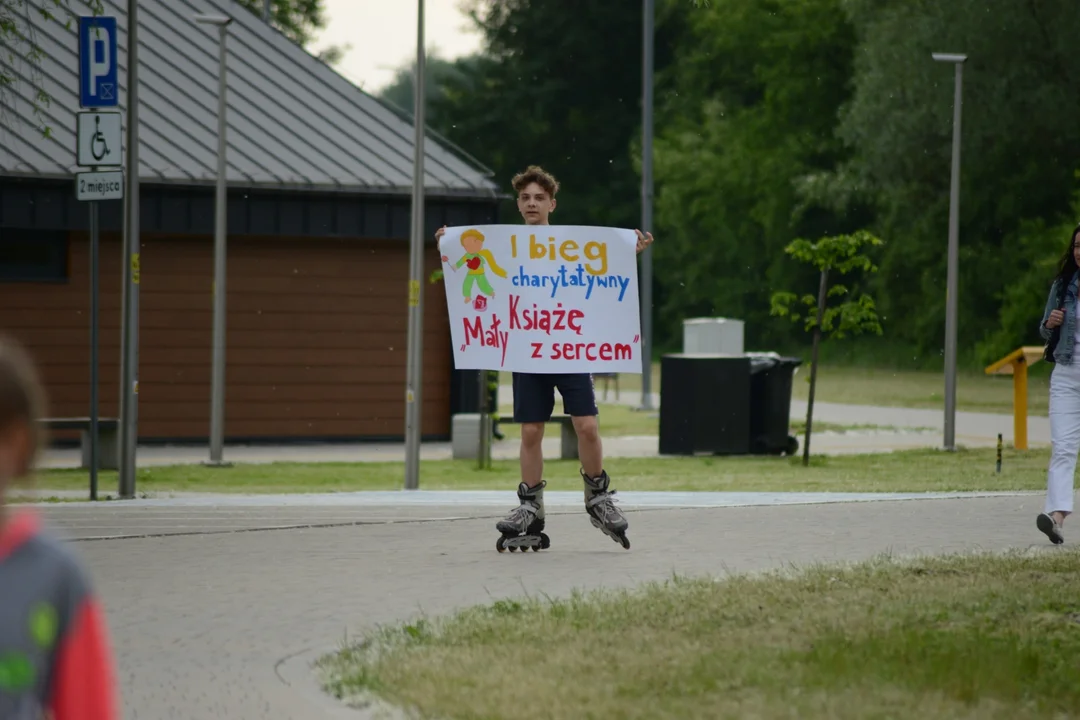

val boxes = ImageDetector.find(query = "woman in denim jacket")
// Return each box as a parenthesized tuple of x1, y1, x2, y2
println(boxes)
(1037, 223, 1080, 544)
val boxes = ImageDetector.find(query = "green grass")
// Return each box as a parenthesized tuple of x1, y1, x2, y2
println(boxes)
(491, 403, 919, 439)
(494, 402, 660, 437)
(790, 365, 1052, 416)
(18, 446, 1048, 498)
(317, 548, 1080, 719)
(502, 362, 1052, 416)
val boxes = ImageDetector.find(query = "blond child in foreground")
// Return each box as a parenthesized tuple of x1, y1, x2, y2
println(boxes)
(0, 335, 119, 719)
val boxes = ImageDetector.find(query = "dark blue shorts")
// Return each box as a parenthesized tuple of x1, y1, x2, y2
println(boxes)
(512, 372, 598, 423)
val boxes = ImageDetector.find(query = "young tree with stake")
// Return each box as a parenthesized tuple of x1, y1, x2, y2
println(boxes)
(770, 230, 884, 465)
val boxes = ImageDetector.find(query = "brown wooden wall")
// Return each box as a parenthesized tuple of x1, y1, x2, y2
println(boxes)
(0, 231, 452, 441)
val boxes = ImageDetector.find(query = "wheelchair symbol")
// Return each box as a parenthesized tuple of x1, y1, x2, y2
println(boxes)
(91, 116, 110, 162)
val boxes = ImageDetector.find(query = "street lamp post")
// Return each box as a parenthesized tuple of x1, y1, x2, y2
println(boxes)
(638, 0, 655, 411)
(403, 0, 426, 490)
(932, 52, 966, 452)
(195, 13, 233, 466)
(117, 0, 140, 499)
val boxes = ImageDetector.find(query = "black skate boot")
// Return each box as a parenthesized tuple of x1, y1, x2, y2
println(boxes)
(495, 481, 550, 553)
(581, 469, 630, 549)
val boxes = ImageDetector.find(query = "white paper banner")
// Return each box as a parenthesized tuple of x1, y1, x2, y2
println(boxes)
(438, 224, 642, 373)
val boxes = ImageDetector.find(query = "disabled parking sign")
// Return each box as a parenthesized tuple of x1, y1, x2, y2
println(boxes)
(76, 111, 122, 168)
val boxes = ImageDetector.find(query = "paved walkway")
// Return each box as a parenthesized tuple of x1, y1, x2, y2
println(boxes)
(38, 393, 1045, 471)
(33, 489, 1068, 719)
(36, 428, 965, 470)
(514, 384, 1049, 444)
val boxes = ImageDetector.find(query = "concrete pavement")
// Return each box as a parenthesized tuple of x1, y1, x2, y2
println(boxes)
(38, 391, 1045, 471)
(35, 489, 1032, 540)
(517, 383, 1049, 445)
(33, 489, 1068, 719)
(36, 427, 959, 471)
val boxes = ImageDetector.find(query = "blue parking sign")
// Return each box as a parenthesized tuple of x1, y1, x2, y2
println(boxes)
(79, 16, 118, 108)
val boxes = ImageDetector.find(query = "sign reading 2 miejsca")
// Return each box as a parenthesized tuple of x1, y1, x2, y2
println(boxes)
(76, 170, 125, 201)
(439, 225, 642, 373)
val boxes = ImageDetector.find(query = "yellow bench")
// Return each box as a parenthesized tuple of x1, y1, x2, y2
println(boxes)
(984, 346, 1044, 450)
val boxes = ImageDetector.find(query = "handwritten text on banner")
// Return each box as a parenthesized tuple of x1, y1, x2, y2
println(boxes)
(438, 224, 642, 373)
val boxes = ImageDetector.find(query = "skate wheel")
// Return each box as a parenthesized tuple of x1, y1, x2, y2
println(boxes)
(618, 534, 631, 550)
(508, 544, 518, 552)
(496, 537, 507, 553)
(539, 532, 551, 550)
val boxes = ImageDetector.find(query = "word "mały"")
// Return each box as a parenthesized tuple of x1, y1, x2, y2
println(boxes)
(509, 296, 583, 335)
(463, 314, 510, 367)
(530, 341, 633, 362)
(510, 234, 608, 276)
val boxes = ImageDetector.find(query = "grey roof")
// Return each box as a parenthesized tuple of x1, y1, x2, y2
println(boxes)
(0, 0, 498, 199)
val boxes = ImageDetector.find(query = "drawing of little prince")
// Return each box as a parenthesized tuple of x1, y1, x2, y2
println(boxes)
(441, 228, 508, 303)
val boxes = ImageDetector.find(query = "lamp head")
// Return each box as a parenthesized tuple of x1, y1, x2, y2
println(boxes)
(194, 13, 233, 26)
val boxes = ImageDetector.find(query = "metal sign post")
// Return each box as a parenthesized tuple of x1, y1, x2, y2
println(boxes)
(403, 0, 426, 490)
(118, 0, 141, 498)
(77, 16, 122, 501)
(89, 200, 98, 500)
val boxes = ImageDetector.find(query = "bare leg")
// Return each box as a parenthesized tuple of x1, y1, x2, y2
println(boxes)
(520, 422, 545, 487)
(496, 428, 548, 546)
(572, 415, 603, 478)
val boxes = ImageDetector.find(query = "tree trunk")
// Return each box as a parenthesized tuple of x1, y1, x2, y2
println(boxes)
(803, 267, 829, 467)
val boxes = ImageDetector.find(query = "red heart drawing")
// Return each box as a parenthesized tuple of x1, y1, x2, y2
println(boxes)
(466, 256, 482, 270)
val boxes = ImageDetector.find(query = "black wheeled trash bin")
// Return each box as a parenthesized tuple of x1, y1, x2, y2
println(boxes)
(747, 353, 803, 456)
(659, 353, 752, 456)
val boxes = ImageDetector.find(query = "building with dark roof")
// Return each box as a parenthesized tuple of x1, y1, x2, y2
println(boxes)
(0, 0, 500, 445)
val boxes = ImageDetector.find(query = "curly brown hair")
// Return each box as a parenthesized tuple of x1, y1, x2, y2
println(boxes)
(511, 165, 559, 197)
(0, 334, 47, 478)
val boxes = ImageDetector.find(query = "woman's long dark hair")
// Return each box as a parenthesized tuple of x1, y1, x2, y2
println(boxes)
(1055, 223, 1080, 289)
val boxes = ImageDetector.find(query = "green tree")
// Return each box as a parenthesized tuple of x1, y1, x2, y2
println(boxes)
(377, 52, 485, 129)
(234, 0, 348, 63)
(651, 0, 861, 353)
(978, 184, 1080, 364)
(824, 0, 1080, 364)
(770, 230, 884, 464)
(236, 0, 324, 44)
(428, 0, 690, 227)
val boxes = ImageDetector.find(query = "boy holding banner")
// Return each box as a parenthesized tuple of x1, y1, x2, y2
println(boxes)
(436, 165, 653, 551)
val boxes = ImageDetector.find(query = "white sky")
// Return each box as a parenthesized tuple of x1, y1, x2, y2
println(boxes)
(308, 0, 484, 93)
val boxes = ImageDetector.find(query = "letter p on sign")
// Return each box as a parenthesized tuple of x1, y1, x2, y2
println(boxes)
(79, 16, 119, 109)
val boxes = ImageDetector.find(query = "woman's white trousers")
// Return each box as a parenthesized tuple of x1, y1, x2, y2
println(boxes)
(1047, 361, 1080, 514)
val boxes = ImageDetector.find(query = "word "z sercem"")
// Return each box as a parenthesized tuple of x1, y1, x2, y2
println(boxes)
(531, 341, 632, 361)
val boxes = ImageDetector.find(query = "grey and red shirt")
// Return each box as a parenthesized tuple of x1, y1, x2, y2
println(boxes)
(0, 509, 117, 719)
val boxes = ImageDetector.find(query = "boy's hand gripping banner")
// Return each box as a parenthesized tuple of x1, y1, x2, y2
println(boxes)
(438, 225, 642, 374)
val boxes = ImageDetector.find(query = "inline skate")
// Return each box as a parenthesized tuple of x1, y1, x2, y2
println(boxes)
(582, 469, 630, 549)
(495, 480, 551, 553)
